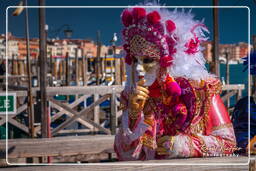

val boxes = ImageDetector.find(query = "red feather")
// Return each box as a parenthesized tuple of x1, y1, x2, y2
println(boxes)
(160, 55, 173, 67)
(121, 10, 133, 27)
(132, 8, 146, 23)
(166, 20, 176, 33)
(147, 11, 161, 25)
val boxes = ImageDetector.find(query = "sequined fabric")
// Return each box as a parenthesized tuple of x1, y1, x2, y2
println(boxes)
(114, 77, 237, 160)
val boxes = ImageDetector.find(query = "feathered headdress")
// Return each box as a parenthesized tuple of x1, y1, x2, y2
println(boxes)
(121, 4, 212, 81)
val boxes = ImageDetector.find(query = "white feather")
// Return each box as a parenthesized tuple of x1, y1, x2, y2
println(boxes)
(124, 2, 213, 83)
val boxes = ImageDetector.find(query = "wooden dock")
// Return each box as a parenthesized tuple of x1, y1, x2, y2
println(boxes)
(0, 135, 114, 159)
(0, 135, 254, 171)
(0, 159, 251, 171)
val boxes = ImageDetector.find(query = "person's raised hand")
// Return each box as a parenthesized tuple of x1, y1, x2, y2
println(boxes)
(128, 79, 149, 114)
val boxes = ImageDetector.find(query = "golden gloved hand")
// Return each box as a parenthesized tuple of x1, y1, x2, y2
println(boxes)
(156, 135, 174, 156)
(156, 147, 169, 155)
(128, 79, 149, 114)
(157, 135, 170, 147)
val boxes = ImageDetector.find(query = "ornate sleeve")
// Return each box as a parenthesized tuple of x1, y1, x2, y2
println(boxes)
(162, 78, 237, 158)
(167, 95, 237, 158)
(115, 90, 157, 160)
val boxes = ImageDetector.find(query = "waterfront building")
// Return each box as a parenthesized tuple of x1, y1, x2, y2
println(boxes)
(202, 41, 252, 63)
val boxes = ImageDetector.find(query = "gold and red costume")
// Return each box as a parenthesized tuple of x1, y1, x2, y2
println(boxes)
(114, 5, 237, 160)
(114, 78, 236, 160)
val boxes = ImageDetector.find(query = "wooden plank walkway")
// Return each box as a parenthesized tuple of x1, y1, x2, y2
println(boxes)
(0, 157, 251, 171)
(0, 135, 114, 159)
(0, 165, 250, 171)
(0, 135, 254, 170)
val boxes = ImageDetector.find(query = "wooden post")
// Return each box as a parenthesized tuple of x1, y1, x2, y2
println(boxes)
(104, 53, 107, 80)
(49, 52, 53, 86)
(22, 60, 25, 75)
(62, 60, 65, 81)
(210, 0, 220, 77)
(110, 58, 113, 82)
(79, 59, 82, 83)
(75, 48, 79, 86)
(24, 0, 35, 138)
(38, 0, 48, 138)
(96, 31, 101, 85)
(65, 52, 69, 86)
(58, 60, 62, 81)
(53, 59, 57, 79)
(93, 94, 100, 130)
(11, 54, 15, 75)
(82, 50, 88, 86)
(85, 57, 88, 86)
(37, 57, 40, 86)
(113, 46, 121, 85)
(225, 49, 230, 108)
(110, 91, 117, 135)
(100, 56, 103, 81)
(11, 56, 18, 82)
(19, 60, 22, 76)
(24, 60, 27, 76)
(120, 57, 125, 84)
(50, 52, 53, 76)
(15, 60, 18, 75)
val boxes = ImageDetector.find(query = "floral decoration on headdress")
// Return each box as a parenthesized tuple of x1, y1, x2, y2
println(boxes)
(121, 7, 176, 68)
(122, 6, 211, 81)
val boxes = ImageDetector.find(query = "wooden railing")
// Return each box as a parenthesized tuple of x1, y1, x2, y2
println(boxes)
(0, 91, 29, 135)
(0, 85, 123, 137)
(221, 84, 245, 109)
(0, 84, 245, 137)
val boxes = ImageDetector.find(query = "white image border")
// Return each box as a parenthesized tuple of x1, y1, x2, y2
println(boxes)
(5, 5, 251, 166)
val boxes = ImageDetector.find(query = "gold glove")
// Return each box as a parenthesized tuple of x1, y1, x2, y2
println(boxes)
(156, 135, 170, 155)
(157, 136, 170, 147)
(156, 136, 175, 155)
(128, 79, 149, 119)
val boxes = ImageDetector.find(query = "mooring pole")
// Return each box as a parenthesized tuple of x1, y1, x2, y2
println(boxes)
(75, 48, 79, 86)
(211, 0, 220, 77)
(225, 48, 230, 108)
(96, 30, 101, 85)
(24, 0, 35, 138)
(81, 48, 88, 86)
(38, 0, 48, 138)
(65, 52, 69, 86)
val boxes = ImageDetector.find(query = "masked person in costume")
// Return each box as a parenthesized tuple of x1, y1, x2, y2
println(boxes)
(114, 5, 237, 160)
(232, 51, 256, 155)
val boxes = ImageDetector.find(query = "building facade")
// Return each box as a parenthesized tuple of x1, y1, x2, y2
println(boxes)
(202, 41, 252, 63)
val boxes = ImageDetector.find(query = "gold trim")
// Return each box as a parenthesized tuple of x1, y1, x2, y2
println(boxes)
(187, 135, 195, 156)
(144, 117, 154, 127)
(169, 136, 175, 151)
(141, 134, 155, 149)
(130, 35, 161, 59)
(212, 123, 233, 131)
